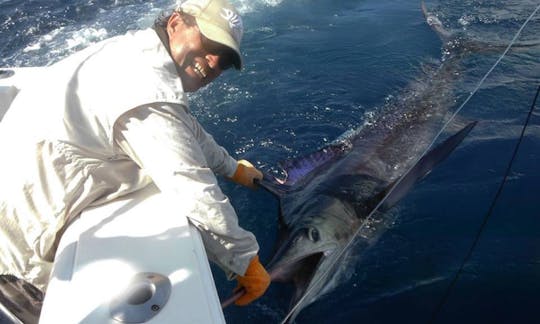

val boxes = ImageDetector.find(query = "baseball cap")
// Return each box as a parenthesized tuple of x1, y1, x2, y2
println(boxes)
(178, 0, 243, 70)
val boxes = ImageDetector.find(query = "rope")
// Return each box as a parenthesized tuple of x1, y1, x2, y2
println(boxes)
(279, 3, 540, 323)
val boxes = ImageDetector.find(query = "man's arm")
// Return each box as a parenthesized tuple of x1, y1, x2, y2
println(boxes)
(181, 108, 263, 188)
(114, 103, 258, 276)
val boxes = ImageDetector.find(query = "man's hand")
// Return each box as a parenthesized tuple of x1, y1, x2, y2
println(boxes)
(229, 159, 263, 189)
(234, 255, 271, 306)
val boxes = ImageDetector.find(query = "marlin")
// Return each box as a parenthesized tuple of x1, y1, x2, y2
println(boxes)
(258, 3, 479, 322)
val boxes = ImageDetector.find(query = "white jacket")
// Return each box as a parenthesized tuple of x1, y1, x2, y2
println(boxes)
(0, 28, 258, 290)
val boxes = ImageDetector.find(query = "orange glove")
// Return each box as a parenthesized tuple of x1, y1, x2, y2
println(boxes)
(234, 255, 271, 306)
(229, 159, 263, 189)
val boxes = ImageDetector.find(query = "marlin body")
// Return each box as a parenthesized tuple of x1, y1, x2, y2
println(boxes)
(259, 3, 477, 322)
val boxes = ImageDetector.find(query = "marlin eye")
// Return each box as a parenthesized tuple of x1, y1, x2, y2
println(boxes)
(307, 228, 320, 242)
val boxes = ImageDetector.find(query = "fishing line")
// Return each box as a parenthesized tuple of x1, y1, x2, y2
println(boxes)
(279, 4, 540, 323)
(429, 84, 540, 323)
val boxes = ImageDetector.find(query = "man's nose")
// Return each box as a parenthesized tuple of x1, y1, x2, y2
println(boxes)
(205, 53, 223, 74)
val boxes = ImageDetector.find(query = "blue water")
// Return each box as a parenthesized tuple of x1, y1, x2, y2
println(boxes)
(1, 0, 539, 323)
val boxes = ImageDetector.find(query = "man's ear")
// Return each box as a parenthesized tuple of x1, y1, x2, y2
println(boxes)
(167, 12, 183, 38)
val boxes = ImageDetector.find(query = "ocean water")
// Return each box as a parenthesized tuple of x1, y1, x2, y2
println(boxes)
(1, 0, 539, 323)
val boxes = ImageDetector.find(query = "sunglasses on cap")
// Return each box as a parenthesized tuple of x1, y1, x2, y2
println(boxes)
(200, 35, 235, 71)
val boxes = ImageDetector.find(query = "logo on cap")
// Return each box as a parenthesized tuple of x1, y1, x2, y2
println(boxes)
(220, 8, 243, 42)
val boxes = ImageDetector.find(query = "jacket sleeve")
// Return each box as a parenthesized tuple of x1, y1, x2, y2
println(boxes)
(113, 103, 258, 276)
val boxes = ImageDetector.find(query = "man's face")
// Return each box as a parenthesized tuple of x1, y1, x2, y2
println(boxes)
(167, 12, 233, 92)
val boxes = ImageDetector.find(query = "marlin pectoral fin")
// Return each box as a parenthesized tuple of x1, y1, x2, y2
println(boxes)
(257, 173, 292, 230)
(258, 172, 290, 198)
(381, 121, 477, 211)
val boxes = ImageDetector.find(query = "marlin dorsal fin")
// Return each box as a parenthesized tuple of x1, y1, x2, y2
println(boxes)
(279, 142, 352, 186)
(380, 121, 477, 211)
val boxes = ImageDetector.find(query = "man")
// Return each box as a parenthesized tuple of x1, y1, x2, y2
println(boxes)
(0, 0, 270, 321)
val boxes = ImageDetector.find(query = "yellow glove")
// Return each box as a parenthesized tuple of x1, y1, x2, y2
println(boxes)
(234, 255, 271, 306)
(230, 159, 263, 189)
